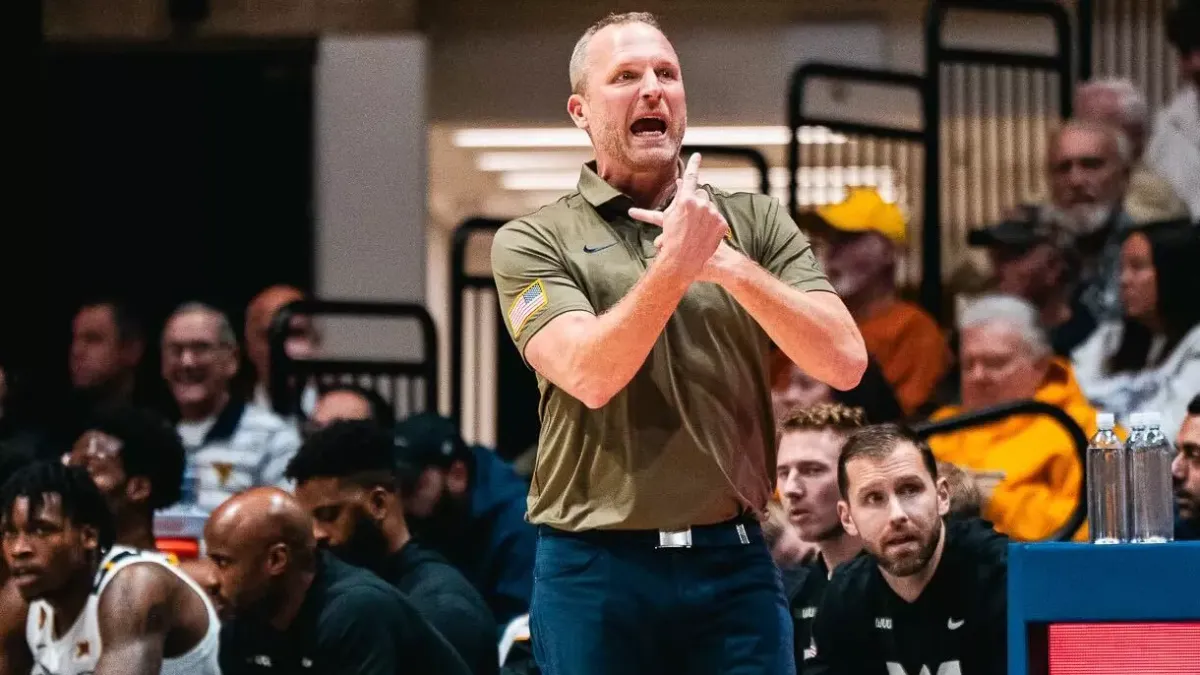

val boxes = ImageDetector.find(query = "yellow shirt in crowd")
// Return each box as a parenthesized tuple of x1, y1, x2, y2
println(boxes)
(929, 358, 1096, 542)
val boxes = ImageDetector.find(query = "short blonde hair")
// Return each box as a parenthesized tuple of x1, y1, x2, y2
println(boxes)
(778, 402, 867, 435)
(568, 12, 663, 94)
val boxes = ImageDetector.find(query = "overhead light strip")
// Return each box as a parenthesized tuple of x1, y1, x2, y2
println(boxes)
(454, 125, 847, 148)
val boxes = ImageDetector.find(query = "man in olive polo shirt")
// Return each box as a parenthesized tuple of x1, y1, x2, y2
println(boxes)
(490, 11, 867, 675)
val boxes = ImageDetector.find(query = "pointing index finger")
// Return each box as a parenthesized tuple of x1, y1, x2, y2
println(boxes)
(680, 152, 702, 195)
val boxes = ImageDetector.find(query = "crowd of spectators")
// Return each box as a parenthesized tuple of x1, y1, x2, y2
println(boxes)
(0, 3, 1198, 673)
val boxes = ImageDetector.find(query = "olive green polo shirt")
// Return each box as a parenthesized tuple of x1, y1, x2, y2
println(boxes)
(491, 162, 834, 532)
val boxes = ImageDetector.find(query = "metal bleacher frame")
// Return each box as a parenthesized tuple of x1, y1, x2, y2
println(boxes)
(912, 399, 1089, 542)
(789, 0, 1075, 319)
(268, 299, 439, 421)
(449, 146, 771, 453)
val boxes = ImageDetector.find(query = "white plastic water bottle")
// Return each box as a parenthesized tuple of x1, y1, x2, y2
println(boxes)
(1127, 412, 1175, 543)
(1086, 412, 1126, 543)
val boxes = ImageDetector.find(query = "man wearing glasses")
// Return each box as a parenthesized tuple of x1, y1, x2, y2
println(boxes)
(161, 302, 300, 512)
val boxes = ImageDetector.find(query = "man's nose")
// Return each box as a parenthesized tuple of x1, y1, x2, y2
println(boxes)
(886, 495, 909, 524)
(639, 71, 663, 102)
(1171, 452, 1186, 482)
(7, 533, 34, 557)
(782, 475, 805, 500)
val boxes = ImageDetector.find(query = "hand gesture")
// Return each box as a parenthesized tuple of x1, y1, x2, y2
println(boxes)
(629, 153, 731, 282)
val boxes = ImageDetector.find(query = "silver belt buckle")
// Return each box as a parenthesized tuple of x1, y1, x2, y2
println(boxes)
(657, 528, 693, 548)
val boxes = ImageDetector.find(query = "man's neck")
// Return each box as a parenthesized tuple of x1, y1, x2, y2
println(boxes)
(270, 570, 316, 632)
(880, 524, 946, 603)
(1038, 293, 1073, 330)
(117, 515, 157, 551)
(596, 158, 680, 210)
(384, 517, 412, 558)
(179, 391, 230, 423)
(845, 283, 897, 323)
(50, 564, 100, 638)
(816, 532, 863, 576)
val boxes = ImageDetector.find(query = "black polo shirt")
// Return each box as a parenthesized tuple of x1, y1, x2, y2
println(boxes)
(219, 551, 471, 675)
(805, 518, 1008, 675)
(378, 541, 498, 675)
(788, 555, 831, 672)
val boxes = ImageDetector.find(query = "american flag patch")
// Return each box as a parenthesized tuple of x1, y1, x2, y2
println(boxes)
(508, 280, 548, 337)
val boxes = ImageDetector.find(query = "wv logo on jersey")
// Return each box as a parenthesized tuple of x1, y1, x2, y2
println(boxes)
(886, 661, 963, 675)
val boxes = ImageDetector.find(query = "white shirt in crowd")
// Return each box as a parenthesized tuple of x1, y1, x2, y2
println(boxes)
(1145, 85, 1200, 220)
(177, 400, 301, 512)
(1071, 321, 1200, 438)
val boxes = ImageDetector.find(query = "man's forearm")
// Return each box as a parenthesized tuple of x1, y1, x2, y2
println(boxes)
(554, 259, 690, 408)
(722, 258, 866, 390)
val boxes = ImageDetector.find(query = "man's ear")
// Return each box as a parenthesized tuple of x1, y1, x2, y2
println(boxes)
(837, 501, 858, 538)
(265, 543, 290, 576)
(125, 476, 152, 506)
(446, 460, 469, 498)
(935, 476, 951, 518)
(80, 524, 100, 556)
(366, 486, 391, 522)
(567, 94, 589, 131)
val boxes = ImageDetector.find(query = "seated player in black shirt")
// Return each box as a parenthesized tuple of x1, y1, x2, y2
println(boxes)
(205, 487, 471, 675)
(775, 403, 868, 671)
(286, 421, 499, 675)
(807, 424, 1008, 675)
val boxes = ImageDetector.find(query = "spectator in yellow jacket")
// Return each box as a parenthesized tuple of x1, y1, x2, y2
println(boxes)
(929, 294, 1096, 541)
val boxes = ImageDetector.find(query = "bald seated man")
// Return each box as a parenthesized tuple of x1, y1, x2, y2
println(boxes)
(206, 488, 471, 675)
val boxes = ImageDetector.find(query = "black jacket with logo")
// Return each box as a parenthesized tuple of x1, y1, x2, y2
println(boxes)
(805, 518, 1008, 675)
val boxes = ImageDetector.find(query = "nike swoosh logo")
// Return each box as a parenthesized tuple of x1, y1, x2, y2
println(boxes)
(583, 242, 618, 254)
(948, 618, 965, 630)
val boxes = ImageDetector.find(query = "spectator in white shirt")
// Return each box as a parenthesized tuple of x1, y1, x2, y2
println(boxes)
(1145, 0, 1200, 219)
(1071, 221, 1200, 438)
(1075, 78, 1190, 223)
(162, 302, 300, 512)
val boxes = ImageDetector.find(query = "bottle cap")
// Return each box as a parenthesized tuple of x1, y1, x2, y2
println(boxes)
(1096, 412, 1115, 430)
(1128, 412, 1146, 428)
(1142, 412, 1162, 427)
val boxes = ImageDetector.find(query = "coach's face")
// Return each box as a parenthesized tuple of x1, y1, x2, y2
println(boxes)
(838, 443, 949, 578)
(777, 428, 846, 541)
(1, 495, 99, 602)
(568, 21, 687, 173)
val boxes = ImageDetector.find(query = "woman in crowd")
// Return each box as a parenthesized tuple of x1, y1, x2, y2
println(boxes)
(1071, 219, 1200, 437)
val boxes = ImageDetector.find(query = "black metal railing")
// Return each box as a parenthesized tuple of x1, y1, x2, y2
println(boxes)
(786, 62, 929, 307)
(924, 0, 1075, 316)
(912, 399, 1089, 542)
(681, 144, 771, 195)
(268, 300, 438, 422)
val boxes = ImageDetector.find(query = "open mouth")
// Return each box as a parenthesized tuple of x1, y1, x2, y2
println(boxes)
(630, 117, 667, 138)
(885, 534, 919, 549)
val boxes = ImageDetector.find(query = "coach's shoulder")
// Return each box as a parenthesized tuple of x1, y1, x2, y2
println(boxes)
(498, 193, 587, 236)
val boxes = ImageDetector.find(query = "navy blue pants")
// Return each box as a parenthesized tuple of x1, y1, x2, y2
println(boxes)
(529, 521, 795, 675)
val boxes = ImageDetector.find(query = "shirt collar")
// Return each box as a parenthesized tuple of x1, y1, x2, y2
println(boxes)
(576, 158, 686, 221)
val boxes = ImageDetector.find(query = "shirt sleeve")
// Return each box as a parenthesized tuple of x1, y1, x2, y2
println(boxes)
(491, 220, 597, 361)
(259, 423, 301, 490)
(804, 578, 858, 674)
(316, 595, 401, 675)
(972, 530, 1010, 675)
(753, 196, 836, 294)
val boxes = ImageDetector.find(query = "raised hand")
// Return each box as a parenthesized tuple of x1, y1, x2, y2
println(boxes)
(629, 153, 731, 282)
